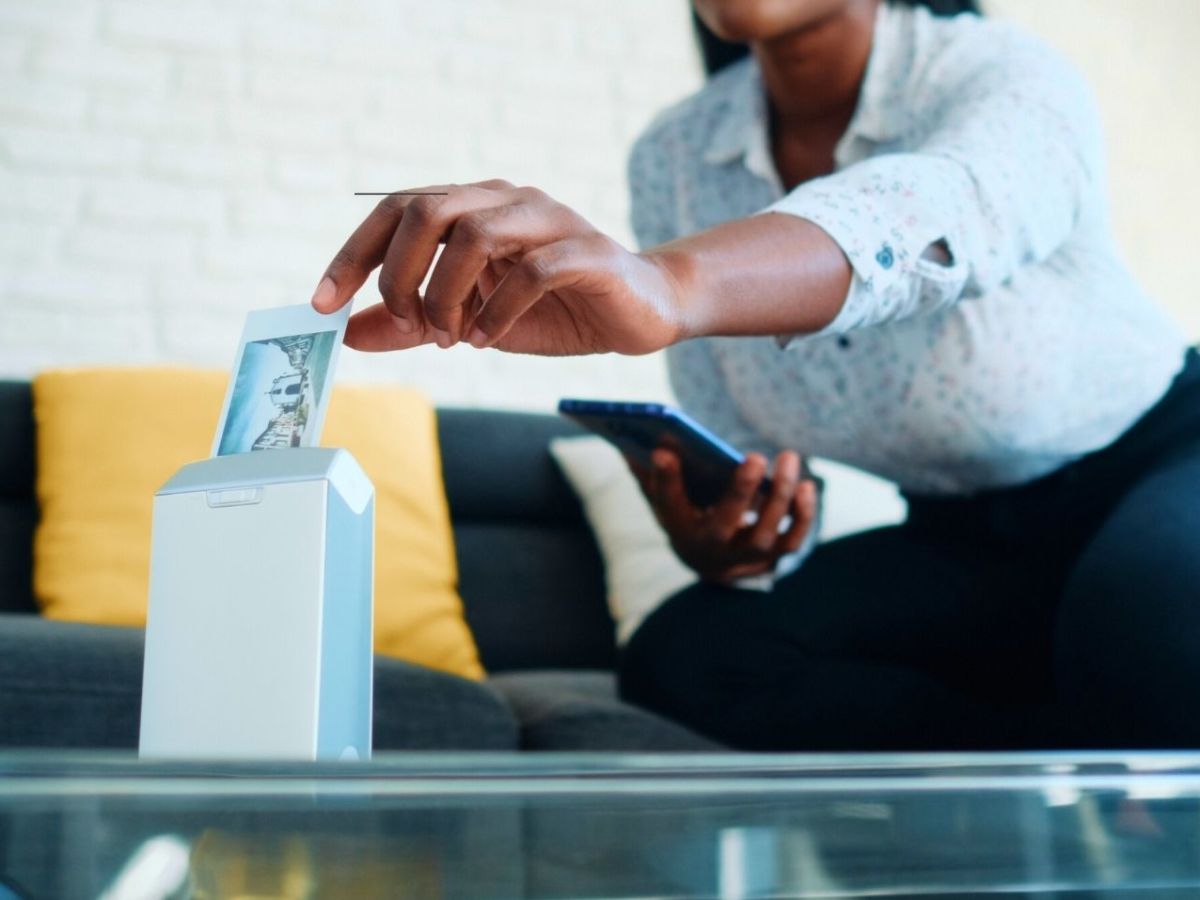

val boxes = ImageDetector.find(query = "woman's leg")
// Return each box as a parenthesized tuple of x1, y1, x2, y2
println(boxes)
(619, 523, 1063, 751)
(1055, 443, 1200, 747)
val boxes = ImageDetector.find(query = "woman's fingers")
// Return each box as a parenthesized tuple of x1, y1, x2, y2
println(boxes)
(315, 180, 680, 357)
(711, 561, 777, 583)
(467, 233, 606, 349)
(377, 188, 511, 340)
(625, 454, 665, 498)
(423, 206, 518, 345)
(628, 458, 653, 497)
(746, 451, 800, 551)
(343, 302, 437, 352)
(710, 454, 768, 541)
(424, 196, 583, 345)
(650, 448, 694, 534)
(316, 181, 597, 348)
(641, 449, 817, 583)
(465, 229, 619, 352)
(775, 477, 819, 556)
(312, 185, 453, 317)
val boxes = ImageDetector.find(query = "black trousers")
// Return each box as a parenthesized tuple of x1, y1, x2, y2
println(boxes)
(620, 349, 1200, 751)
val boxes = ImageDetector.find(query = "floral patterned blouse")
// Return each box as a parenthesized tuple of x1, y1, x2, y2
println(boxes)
(629, 1, 1187, 500)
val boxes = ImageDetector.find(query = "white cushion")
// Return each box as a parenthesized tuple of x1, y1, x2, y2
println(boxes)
(549, 436, 695, 645)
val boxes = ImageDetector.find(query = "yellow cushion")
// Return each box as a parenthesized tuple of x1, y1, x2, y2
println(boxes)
(33, 367, 483, 681)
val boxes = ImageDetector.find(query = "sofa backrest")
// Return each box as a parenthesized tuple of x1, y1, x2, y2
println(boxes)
(437, 408, 614, 672)
(0, 381, 615, 673)
(0, 383, 37, 616)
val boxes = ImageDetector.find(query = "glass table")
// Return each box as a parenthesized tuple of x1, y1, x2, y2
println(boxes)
(1, 751, 1199, 899)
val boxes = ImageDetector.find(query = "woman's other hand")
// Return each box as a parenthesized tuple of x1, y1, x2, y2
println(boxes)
(311, 180, 685, 356)
(633, 448, 818, 583)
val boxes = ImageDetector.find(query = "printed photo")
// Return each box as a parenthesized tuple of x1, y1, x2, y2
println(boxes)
(212, 303, 350, 456)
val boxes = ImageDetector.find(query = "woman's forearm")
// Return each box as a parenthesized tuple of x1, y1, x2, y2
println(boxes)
(646, 212, 852, 342)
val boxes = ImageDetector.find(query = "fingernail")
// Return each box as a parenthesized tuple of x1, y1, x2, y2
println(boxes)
(391, 315, 417, 334)
(467, 326, 488, 348)
(432, 328, 452, 348)
(311, 276, 336, 311)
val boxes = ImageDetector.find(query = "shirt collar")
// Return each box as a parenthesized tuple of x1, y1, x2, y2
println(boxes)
(702, 59, 766, 167)
(702, 1, 914, 170)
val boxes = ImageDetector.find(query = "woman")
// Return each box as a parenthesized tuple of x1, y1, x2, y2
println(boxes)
(312, 0, 1198, 750)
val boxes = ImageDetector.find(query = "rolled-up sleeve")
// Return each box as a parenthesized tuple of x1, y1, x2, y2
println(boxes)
(767, 30, 1103, 336)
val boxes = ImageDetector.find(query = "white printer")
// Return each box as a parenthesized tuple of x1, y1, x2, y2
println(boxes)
(139, 448, 374, 761)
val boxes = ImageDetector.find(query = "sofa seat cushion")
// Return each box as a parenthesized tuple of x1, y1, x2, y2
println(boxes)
(488, 670, 722, 751)
(0, 615, 517, 751)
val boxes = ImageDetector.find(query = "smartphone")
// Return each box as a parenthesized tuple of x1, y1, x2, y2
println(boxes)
(558, 399, 769, 507)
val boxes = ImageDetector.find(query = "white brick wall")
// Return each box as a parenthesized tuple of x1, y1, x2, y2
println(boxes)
(1, 0, 1196, 417)
(0, 0, 701, 409)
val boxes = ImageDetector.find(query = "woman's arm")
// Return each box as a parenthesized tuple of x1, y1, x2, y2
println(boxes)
(624, 128, 853, 344)
(310, 182, 852, 355)
(648, 213, 852, 340)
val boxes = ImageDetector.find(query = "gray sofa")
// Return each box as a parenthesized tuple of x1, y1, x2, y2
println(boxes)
(0, 380, 718, 753)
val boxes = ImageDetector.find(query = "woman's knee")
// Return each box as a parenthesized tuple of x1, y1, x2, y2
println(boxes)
(617, 580, 750, 722)
(1055, 458, 1200, 745)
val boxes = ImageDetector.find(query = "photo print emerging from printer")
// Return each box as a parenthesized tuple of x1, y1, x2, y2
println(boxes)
(213, 302, 351, 456)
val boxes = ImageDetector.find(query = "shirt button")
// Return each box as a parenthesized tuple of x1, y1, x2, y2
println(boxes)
(838, 336, 852, 349)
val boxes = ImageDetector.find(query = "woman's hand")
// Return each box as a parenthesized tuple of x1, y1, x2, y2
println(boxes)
(634, 448, 819, 584)
(311, 180, 686, 356)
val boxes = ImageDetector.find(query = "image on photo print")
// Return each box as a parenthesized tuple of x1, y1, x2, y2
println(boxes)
(216, 331, 338, 455)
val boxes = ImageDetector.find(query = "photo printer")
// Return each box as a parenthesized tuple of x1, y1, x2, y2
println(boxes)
(139, 448, 374, 761)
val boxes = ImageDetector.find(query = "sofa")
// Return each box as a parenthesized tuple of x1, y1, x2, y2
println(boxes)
(0, 379, 720, 753)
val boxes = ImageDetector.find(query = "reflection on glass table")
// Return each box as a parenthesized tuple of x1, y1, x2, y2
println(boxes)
(1, 752, 1199, 899)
